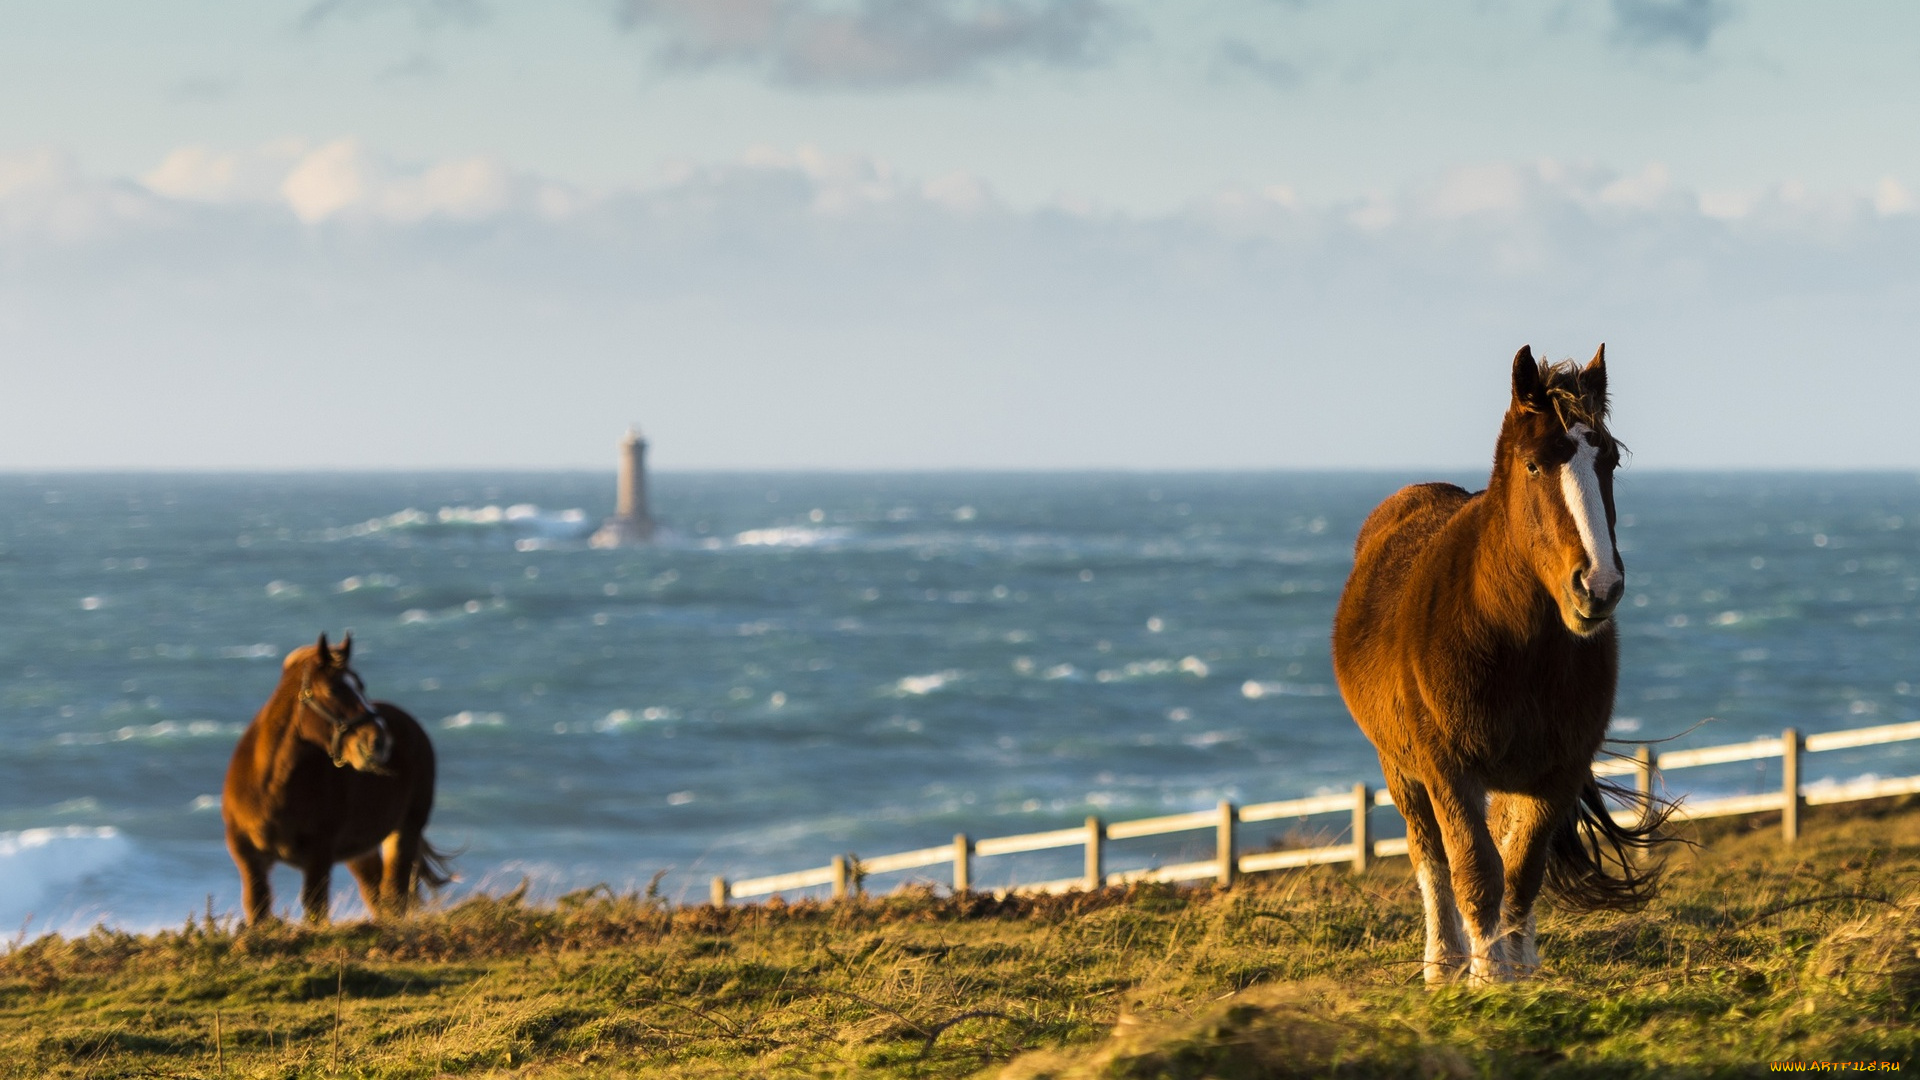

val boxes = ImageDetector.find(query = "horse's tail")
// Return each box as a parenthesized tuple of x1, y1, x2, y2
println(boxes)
(1542, 775, 1680, 912)
(414, 837, 458, 894)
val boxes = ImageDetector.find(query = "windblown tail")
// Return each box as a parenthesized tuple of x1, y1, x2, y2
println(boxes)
(414, 838, 457, 894)
(1543, 775, 1680, 912)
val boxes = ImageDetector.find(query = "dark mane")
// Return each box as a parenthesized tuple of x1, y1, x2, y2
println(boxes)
(1532, 356, 1627, 457)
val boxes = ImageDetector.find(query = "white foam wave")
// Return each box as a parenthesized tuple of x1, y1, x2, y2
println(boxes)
(216, 643, 278, 659)
(0, 827, 131, 937)
(1241, 680, 1334, 700)
(441, 711, 507, 730)
(399, 598, 504, 626)
(595, 707, 676, 731)
(893, 671, 962, 696)
(732, 526, 852, 548)
(1092, 656, 1214, 683)
(323, 504, 591, 542)
(1182, 730, 1242, 749)
(54, 720, 235, 746)
(127, 643, 219, 660)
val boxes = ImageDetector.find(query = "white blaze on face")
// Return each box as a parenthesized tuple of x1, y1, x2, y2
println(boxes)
(1560, 423, 1621, 599)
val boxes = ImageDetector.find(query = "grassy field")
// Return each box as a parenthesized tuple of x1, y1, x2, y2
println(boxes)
(4, 799, 1918, 1079)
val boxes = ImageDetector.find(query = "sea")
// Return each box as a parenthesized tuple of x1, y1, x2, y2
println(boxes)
(3, 471, 1918, 935)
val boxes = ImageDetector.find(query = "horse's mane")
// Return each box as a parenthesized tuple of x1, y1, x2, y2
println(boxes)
(1529, 358, 1626, 457)
(282, 643, 323, 671)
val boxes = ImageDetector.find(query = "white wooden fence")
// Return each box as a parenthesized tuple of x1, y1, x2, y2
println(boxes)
(709, 718, 1920, 906)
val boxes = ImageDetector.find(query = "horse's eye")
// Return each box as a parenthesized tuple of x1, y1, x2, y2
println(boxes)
(1525, 461, 1540, 475)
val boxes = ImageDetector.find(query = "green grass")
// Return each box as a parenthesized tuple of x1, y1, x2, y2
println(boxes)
(5, 799, 1918, 1078)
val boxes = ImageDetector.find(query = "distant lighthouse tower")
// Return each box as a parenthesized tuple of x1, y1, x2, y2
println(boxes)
(590, 426, 656, 547)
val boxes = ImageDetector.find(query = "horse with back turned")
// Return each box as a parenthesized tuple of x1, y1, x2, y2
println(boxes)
(1332, 345, 1673, 985)
(223, 633, 451, 924)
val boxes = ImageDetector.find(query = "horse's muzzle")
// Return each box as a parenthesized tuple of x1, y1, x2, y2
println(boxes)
(331, 715, 394, 773)
(1568, 569, 1624, 628)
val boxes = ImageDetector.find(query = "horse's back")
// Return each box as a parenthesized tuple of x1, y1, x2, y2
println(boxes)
(1338, 482, 1475, 626)
(220, 719, 270, 833)
(1331, 483, 1476, 728)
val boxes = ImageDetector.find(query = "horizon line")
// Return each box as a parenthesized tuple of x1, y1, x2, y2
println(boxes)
(1, 465, 1916, 477)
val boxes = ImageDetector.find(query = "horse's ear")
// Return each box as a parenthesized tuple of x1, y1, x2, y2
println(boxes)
(337, 632, 353, 664)
(1580, 344, 1608, 416)
(315, 632, 333, 668)
(1511, 346, 1547, 412)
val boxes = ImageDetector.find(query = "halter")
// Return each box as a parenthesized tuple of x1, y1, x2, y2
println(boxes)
(300, 670, 387, 769)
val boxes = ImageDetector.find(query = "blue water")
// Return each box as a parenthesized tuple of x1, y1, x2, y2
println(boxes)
(2, 471, 1917, 933)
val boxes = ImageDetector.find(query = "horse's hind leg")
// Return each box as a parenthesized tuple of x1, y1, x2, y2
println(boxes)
(1392, 777, 1467, 985)
(348, 850, 387, 919)
(379, 831, 420, 916)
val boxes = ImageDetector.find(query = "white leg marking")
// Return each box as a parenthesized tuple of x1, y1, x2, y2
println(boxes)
(1466, 921, 1501, 984)
(1417, 863, 1467, 983)
(1561, 423, 1620, 598)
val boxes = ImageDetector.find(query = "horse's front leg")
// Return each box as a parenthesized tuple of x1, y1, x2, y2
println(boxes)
(226, 825, 275, 926)
(1388, 775, 1467, 984)
(299, 857, 334, 924)
(1428, 774, 1507, 984)
(1490, 792, 1566, 976)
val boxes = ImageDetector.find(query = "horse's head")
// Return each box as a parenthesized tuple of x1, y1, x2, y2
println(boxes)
(1496, 345, 1625, 637)
(284, 632, 394, 772)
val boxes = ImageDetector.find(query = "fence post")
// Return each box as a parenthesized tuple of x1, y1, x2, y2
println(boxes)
(710, 876, 729, 908)
(1781, 727, 1801, 844)
(953, 833, 971, 894)
(1633, 746, 1654, 814)
(1085, 815, 1105, 890)
(1216, 800, 1237, 887)
(1351, 783, 1372, 873)
(831, 855, 849, 900)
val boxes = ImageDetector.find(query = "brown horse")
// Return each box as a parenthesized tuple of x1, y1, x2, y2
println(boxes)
(222, 633, 451, 924)
(1332, 345, 1669, 985)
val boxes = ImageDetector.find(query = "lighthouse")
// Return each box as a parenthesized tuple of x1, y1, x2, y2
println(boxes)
(589, 427, 656, 547)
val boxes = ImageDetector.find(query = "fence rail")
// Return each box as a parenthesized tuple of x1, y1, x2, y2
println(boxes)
(710, 718, 1920, 905)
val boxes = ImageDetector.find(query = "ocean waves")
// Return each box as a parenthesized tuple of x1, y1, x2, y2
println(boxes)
(4, 472, 1920, 931)
(321, 504, 592, 544)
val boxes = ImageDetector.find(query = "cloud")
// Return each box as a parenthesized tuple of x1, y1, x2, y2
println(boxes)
(1873, 178, 1913, 217)
(27, 141, 1916, 274)
(1609, 0, 1734, 52)
(615, 0, 1122, 88)
(1214, 39, 1304, 90)
(0, 149, 169, 240)
(142, 139, 532, 223)
(6, 144, 1920, 470)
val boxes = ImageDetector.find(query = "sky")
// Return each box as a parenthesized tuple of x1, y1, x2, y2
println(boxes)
(2, 0, 1917, 471)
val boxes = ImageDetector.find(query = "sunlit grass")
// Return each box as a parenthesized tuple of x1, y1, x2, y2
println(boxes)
(4, 800, 1917, 1078)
